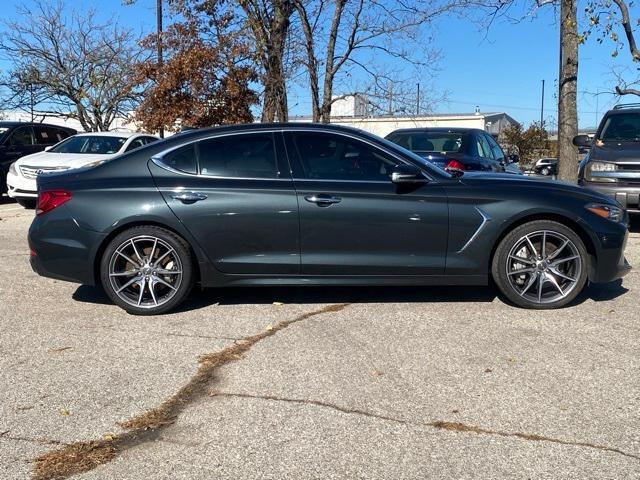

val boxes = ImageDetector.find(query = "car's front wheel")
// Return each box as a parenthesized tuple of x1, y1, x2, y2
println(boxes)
(100, 226, 194, 315)
(492, 220, 588, 309)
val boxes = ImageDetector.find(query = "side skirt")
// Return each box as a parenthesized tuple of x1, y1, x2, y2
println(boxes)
(204, 274, 488, 288)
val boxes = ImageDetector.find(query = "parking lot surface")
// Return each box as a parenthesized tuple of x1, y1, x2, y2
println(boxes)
(1, 202, 639, 479)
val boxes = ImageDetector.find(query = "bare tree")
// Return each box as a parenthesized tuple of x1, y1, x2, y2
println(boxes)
(584, 0, 640, 96)
(557, 0, 579, 181)
(0, 1, 145, 131)
(292, 0, 455, 123)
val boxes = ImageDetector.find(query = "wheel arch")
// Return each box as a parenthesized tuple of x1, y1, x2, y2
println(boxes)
(92, 220, 203, 286)
(488, 212, 597, 275)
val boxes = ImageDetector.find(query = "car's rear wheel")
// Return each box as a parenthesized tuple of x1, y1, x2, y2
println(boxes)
(16, 198, 36, 209)
(492, 220, 588, 309)
(540, 166, 550, 176)
(100, 226, 194, 315)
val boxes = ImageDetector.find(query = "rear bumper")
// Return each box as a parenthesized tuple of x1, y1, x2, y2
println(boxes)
(28, 206, 105, 285)
(578, 181, 640, 212)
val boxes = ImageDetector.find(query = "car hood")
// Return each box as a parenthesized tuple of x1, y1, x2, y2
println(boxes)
(14, 151, 117, 168)
(590, 144, 640, 163)
(459, 172, 617, 204)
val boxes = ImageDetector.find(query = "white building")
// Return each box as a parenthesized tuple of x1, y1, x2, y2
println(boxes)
(0, 110, 136, 132)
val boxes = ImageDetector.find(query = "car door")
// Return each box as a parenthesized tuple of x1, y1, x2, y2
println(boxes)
(149, 131, 300, 275)
(285, 130, 448, 276)
(4, 125, 38, 160)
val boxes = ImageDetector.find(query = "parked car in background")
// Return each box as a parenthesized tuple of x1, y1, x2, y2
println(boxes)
(6, 131, 158, 208)
(576, 104, 640, 214)
(1, 122, 76, 195)
(29, 124, 629, 315)
(385, 127, 520, 174)
(534, 157, 558, 176)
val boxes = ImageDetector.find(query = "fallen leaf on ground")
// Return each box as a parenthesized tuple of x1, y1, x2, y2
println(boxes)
(59, 408, 70, 416)
(272, 302, 284, 306)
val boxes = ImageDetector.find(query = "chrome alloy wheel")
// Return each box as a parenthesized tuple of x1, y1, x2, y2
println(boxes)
(506, 230, 582, 304)
(108, 235, 183, 309)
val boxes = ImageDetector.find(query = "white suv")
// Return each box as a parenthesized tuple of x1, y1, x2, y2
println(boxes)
(6, 131, 158, 208)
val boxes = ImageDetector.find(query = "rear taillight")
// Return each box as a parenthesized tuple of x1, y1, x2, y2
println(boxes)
(36, 190, 72, 216)
(445, 159, 465, 172)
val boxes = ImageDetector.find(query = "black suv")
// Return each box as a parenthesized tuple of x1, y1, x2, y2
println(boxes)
(575, 104, 640, 213)
(0, 122, 77, 193)
(386, 127, 519, 173)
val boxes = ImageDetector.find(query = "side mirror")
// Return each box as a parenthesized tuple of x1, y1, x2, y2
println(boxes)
(390, 164, 426, 183)
(572, 135, 592, 148)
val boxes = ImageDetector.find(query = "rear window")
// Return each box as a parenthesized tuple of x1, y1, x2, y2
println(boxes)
(600, 113, 640, 141)
(388, 132, 465, 153)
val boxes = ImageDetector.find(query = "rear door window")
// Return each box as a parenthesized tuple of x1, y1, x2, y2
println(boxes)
(33, 126, 67, 145)
(197, 133, 278, 178)
(125, 138, 146, 152)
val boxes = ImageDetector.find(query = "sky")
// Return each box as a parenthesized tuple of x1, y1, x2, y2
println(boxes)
(0, 0, 635, 129)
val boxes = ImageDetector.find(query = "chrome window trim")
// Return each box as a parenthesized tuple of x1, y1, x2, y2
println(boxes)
(150, 127, 437, 183)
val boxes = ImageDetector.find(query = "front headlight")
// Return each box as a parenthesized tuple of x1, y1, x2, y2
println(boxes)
(585, 161, 617, 182)
(585, 203, 624, 222)
(8, 162, 17, 176)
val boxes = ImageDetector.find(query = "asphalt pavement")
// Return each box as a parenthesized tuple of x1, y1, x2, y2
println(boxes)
(0, 202, 638, 479)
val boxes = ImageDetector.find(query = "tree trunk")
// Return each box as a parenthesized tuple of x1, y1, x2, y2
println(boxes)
(557, 0, 579, 182)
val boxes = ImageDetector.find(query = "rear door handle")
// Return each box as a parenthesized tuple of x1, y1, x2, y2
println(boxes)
(304, 194, 342, 206)
(170, 191, 208, 204)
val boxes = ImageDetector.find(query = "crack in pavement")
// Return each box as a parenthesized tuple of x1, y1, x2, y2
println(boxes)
(31, 303, 349, 480)
(212, 392, 640, 462)
(0, 430, 65, 447)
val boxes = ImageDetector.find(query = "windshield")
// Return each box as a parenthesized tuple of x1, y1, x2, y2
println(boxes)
(50, 135, 126, 154)
(387, 132, 465, 154)
(600, 113, 640, 142)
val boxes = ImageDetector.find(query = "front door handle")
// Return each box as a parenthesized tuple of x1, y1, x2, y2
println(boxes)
(304, 194, 342, 206)
(170, 191, 208, 204)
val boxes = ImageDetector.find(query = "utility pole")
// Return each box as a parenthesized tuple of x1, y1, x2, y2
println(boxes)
(157, 0, 164, 138)
(540, 79, 545, 126)
(416, 83, 420, 116)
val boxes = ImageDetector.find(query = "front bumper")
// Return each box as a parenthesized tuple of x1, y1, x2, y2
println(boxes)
(6, 170, 37, 199)
(587, 223, 632, 284)
(29, 205, 106, 285)
(579, 180, 640, 212)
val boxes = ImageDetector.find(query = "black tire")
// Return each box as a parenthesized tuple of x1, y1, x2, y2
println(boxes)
(540, 167, 550, 176)
(16, 198, 36, 209)
(492, 220, 589, 309)
(100, 226, 194, 315)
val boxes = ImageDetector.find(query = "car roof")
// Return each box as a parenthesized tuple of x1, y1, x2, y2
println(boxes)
(386, 127, 482, 134)
(74, 131, 153, 139)
(605, 108, 640, 115)
(0, 121, 76, 131)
